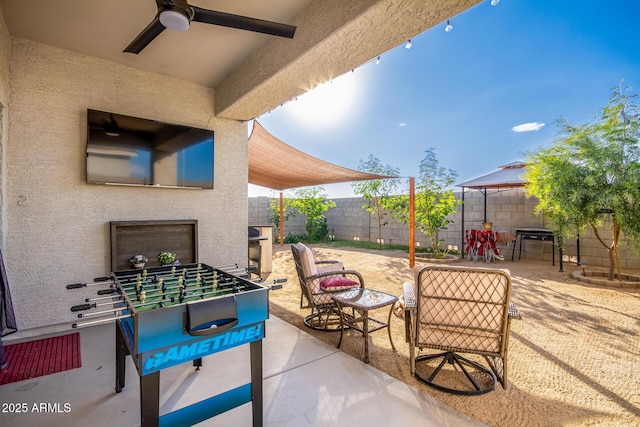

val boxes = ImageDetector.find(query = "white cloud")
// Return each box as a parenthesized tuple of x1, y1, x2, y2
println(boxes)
(398, 123, 407, 127)
(512, 122, 545, 132)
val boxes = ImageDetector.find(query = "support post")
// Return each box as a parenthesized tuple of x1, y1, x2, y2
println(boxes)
(279, 192, 284, 246)
(409, 177, 415, 268)
(461, 188, 465, 256)
(483, 187, 487, 223)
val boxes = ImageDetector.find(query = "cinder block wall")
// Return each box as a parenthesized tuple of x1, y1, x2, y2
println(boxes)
(249, 189, 640, 269)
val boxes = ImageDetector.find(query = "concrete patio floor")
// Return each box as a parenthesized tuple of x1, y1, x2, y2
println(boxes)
(0, 316, 484, 427)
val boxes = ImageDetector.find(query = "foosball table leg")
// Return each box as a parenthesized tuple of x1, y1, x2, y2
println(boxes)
(193, 357, 203, 370)
(140, 371, 160, 427)
(250, 340, 263, 427)
(115, 324, 129, 393)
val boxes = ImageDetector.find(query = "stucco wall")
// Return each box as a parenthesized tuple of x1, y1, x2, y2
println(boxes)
(7, 38, 248, 332)
(0, 7, 10, 249)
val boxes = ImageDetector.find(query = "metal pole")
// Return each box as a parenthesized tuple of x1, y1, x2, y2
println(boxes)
(461, 188, 465, 255)
(483, 187, 487, 223)
(409, 177, 415, 268)
(279, 192, 284, 246)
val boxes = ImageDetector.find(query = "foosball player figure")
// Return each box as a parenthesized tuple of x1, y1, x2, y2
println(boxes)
(139, 289, 146, 304)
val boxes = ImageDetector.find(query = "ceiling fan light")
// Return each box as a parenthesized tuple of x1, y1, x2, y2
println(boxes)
(159, 10, 190, 31)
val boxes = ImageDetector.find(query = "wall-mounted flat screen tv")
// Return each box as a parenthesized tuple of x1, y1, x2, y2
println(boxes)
(87, 109, 214, 189)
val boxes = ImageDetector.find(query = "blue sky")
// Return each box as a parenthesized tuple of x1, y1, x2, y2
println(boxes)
(249, 0, 640, 198)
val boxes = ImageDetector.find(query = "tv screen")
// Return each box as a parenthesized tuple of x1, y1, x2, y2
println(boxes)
(86, 109, 214, 189)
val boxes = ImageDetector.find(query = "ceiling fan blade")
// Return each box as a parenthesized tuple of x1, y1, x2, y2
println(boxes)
(124, 16, 166, 54)
(191, 7, 296, 38)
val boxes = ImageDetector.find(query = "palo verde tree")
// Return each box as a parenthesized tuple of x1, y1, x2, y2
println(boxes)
(525, 83, 640, 280)
(351, 155, 401, 246)
(388, 148, 459, 256)
(289, 186, 336, 242)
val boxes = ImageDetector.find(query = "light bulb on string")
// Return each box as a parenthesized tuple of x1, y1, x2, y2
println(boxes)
(376, 56, 381, 65)
(405, 39, 412, 49)
(491, 0, 500, 6)
(445, 20, 453, 32)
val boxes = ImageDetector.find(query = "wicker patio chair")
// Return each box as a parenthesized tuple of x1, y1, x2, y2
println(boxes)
(403, 265, 520, 395)
(291, 243, 364, 331)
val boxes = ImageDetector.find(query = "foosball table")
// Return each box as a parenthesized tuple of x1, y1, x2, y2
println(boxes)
(68, 263, 284, 427)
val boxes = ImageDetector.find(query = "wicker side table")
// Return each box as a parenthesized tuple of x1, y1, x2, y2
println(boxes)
(331, 288, 398, 363)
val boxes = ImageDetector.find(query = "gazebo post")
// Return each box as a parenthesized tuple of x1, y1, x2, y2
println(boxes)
(409, 177, 415, 268)
(461, 188, 465, 256)
(483, 187, 487, 223)
(279, 192, 284, 246)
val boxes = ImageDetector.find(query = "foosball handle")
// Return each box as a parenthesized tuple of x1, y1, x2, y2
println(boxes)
(66, 283, 87, 289)
(94, 276, 113, 282)
(273, 278, 288, 283)
(97, 288, 117, 295)
(270, 284, 283, 290)
(70, 303, 93, 312)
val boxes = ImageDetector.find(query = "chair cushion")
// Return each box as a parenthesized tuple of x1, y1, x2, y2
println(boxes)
(298, 244, 319, 278)
(297, 244, 322, 293)
(319, 277, 358, 291)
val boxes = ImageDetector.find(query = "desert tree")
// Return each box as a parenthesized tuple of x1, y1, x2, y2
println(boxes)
(351, 155, 401, 246)
(387, 148, 459, 256)
(525, 83, 640, 280)
(289, 186, 336, 242)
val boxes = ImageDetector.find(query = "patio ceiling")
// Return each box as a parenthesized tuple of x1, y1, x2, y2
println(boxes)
(1, 0, 483, 120)
(249, 121, 392, 191)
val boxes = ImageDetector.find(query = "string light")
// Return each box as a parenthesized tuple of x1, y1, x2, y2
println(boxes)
(445, 20, 453, 32)
(405, 39, 412, 49)
(491, 0, 500, 5)
(376, 56, 381, 65)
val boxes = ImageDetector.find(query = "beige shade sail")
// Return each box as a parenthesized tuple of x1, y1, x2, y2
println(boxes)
(248, 121, 392, 191)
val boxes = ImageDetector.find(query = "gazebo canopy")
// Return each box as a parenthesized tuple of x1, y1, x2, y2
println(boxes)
(248, 121, 391, 191)
(456, 161, 527, 190)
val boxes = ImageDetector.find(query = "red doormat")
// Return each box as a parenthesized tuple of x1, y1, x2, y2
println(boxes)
(0, 333, 81, 385)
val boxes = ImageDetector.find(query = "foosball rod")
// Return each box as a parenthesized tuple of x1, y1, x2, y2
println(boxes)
(129, 280, 260, 310)
(77, 278, 284, 320)
(110, 263, 234, 281)
(108, 267, 247, 290)
(70, 298, 124, 312)
(115, 267, 220, 283)
(85, 294, 125, 303)
(115, 271, 220, 290)
(114, 275, 235, 294)
(66, 276, 114, 289)
(66, 264, 242, 290)
(131, 286, 251, 308)
(72, 313, 131, 329)
(77, 305, 128, 318)
(81, 281, 247, 318)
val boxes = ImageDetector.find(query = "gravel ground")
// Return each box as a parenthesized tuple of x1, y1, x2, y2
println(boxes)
(265, 244, 640, 427)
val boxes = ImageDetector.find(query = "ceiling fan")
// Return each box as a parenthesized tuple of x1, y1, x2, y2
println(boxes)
(125, 0, 297, 54)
